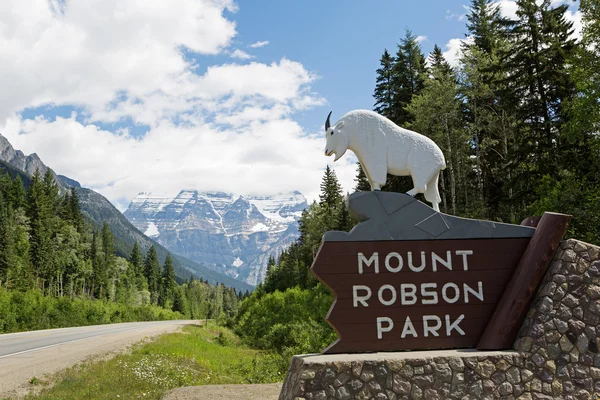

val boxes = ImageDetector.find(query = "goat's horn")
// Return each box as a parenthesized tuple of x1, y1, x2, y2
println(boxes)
(325, 111, 332, 131)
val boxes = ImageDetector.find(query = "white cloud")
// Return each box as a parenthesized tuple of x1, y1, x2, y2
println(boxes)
(249, 40, 269, 48)
(442, 37, 473, 68)
(0, 0, 240, 123)
(495, 0, 582, 38)
(495, 0, 519, 19)
(1, 114, 357, 210)
(445, 9, 466, 21)
(416, 35, 428, 44)
(565, 9, 583, 41)
(230, 49, 254, 60)
(0, 0, 354, 208)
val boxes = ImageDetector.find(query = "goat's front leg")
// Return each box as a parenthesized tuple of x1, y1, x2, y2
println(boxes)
(370, 182, 382, 191)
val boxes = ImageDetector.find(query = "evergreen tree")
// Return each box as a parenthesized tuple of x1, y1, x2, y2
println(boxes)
(90, 232, 106, 298)
(391, 29, 427, 126)
(0, 195, 16, 287)
(373, 49, 395, 119)
(60, 191, 72, 222)
(159, 254, 176, 308)
(466, 0, 507, 53)
(101, 222, 115, 299)
(335, 193, 354, 232)
(129, 242, 144, 286)
(429, 45, 453, 77)
(501, 0, 576, 206)
(172, 286, 189, 316)
(407, 50, 468, 215)
(144, 245, 160, 305)
(462, 0, 516, 219)
(42, 169, 59, 213)
(9, 175, 25, 209)
(26, 170, 53, 286)
(69, 188, 84, 234)
(563, 0, 600, 183)
(354, 163, 371, 192)
(319, 166, 342, 209)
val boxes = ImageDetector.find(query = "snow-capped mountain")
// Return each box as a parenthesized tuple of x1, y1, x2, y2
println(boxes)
(124, 190, 308, 285)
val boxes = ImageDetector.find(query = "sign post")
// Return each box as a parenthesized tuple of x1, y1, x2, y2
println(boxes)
(310, 191, 570, 354)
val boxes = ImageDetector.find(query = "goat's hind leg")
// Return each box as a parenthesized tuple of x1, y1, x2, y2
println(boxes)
(406, 176, 428, 197)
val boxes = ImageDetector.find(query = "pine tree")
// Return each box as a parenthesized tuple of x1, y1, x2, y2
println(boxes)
(407, 50, 467, 215)
(9, 175, 25, 209)
(159, 254, 176, 308)
(501, 0, 576, 206)
(26, 170, 53, 287)
(466, 0, 507, 54)
(0, 193, 16, 287)
(354, 163, 371, 192)
(319, 166, 343, 209)
(129, 242, 144, 286)
(335, 193, 355, 232)
(90, 232, 103, 297)
(42, 169, 59, 214)
(462, 0, 515, 219)
(60, 191, 72, 222)
(69, 188, 84, 234)
(373, 49, 396, 119)
(429, 45, 453, 77)
(144, 245, 160, 305)
(391, 29, 427, 126)
(101, 222, 115, 299)
(563, 0, 600, 182)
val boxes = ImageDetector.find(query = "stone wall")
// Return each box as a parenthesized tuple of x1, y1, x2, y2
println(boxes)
(279, 239, 600, 400)
(513, 238, 600, 398)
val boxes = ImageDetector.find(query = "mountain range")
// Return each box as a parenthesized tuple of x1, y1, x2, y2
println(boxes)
(0, 134, 253, 292)
(124, 191, 308, 285)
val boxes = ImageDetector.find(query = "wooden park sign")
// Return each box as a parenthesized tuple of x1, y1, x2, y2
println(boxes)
(311, 191, 570, 354)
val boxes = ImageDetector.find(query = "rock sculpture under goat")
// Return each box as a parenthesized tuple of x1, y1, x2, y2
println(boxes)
(324, 110, 446, 212)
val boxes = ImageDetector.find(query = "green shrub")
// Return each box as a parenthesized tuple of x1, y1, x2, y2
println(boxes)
(234, 286, 336, 355)
(0, 288, 183, 333)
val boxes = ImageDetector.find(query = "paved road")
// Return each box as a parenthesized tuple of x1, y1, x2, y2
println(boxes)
(0, 320, 198, 398)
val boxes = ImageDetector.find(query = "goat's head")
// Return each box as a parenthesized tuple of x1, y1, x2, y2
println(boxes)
(324, 111, 348, 162)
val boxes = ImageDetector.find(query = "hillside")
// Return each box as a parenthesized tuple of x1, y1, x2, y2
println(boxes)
(0, 133, 252, 292)
(77, 187, 253, 291)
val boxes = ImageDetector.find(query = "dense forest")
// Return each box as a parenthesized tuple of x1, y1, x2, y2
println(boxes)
(0, 168, 246, 333)
(235, 0, 600, 357)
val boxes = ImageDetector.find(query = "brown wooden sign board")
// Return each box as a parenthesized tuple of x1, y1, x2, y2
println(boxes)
(310, 192, 571, 354)
(312, 238, 529, 354)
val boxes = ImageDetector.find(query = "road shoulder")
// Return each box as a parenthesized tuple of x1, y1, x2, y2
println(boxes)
(0, 321, 195, 399)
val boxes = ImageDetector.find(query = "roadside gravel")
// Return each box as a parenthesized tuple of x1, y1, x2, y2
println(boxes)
(163, 383, 282, 400)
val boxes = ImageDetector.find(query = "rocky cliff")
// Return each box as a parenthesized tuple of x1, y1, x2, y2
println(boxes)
(125, 190, 308, 285)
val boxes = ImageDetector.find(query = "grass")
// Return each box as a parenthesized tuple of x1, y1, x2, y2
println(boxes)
(27, 323, 287, 400)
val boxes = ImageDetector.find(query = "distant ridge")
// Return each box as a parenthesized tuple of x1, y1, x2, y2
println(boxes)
(0, 133, 252, 292)
(125, 189, 308, 285)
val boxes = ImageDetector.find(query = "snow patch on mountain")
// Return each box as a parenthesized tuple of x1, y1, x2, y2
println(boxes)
(233, 257, 244, 268)
(251, 223, 269, 232)
(124, 190, 308, 285)
(144, 222, 160, 237)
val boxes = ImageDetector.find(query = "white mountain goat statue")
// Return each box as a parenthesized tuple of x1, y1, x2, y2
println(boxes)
(324, 110, 446, 212)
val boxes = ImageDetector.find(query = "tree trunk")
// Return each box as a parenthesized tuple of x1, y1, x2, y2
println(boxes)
(444, 116, 457, 215)
(440, 170, 448, 213)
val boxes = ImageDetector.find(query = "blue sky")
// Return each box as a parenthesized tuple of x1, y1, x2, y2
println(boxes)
(0, 0, 581, 209)
(229, 0, 470, 131)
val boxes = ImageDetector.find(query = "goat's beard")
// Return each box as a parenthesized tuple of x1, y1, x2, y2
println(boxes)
(333, 148, 347, 162)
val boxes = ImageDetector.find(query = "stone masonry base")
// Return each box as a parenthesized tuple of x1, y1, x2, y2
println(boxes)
(279, 239, 600, 400)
